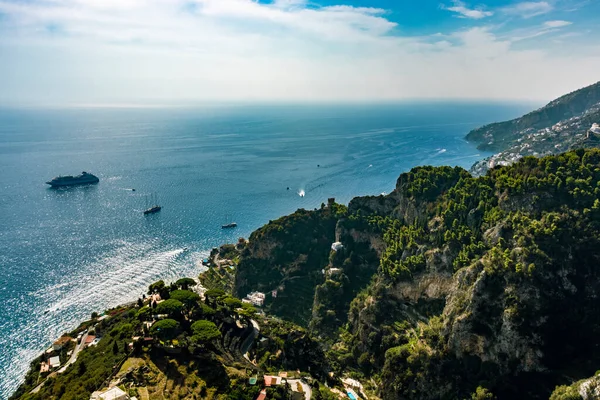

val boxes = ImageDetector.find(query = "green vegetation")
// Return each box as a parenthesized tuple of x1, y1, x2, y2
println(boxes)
(190, 320, 221, 345)
(466, 81, 600, 151)
(232, 149, 600, 399)
(150, 318, 180, 341)
(14, 147, 600, 400)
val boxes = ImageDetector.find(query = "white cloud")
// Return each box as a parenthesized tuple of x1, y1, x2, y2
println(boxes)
(0, 0, 598, 105)
(501, 1, 553, 18)
(544, 20, 572, 28)
(444, 1, 493, 19)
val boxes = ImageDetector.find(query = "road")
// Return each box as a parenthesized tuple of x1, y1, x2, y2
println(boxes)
(240, 319, 260, 357)
(58, 331, 89, 373)
(31, 331, 89, 393)
(287, 379, 312, 400)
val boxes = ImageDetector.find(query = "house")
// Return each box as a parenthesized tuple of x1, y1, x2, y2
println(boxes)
(331, 242, 344, 252)
(53, 336, 72, 351)
(264, 375, 282, 386)
(256, 389, 267, 400)
(40, 361, 49, 373)
(243, 292, 266, 307)
(84, 335, 96, 346)
(590, 123, 600, 135)
(48, 356, 61, 368)
(90, 386, 130, 400)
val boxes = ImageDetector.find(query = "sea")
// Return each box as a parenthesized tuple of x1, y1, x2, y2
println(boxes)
(0, 102, 532, 398)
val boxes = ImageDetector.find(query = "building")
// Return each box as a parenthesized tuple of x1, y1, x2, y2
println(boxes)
(48, 356, 61, 368)
(243, 291, 266, 307)
(84, 335, 96, 347)
(52, 336, 72, 351)
(256, 389, 267, 400)
(591, 123, 600, 135)
(90, 386, 130, 400)
(264, 375, 282, 386)
(331, 242, 344, 252)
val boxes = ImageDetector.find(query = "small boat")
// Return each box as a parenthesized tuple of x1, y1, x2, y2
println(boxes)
(143, 193, 161, 215)
(221, 214, 237, 229)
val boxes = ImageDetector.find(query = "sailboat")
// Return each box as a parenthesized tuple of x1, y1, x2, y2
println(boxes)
(143, 193, 162, 215)
(221, 214, 237, 229)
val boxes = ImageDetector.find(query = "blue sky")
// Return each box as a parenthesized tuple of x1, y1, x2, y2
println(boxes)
(0, 0, 599, 105)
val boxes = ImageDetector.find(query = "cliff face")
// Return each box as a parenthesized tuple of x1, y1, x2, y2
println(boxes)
(234, 149, 600, 399)
(234, 204, 346, 326)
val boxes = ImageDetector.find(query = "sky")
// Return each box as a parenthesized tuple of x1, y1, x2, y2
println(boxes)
(0, 0, 599, 106)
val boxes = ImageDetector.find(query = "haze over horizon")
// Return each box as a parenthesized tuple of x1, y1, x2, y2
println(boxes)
(1, 0, 599, 106)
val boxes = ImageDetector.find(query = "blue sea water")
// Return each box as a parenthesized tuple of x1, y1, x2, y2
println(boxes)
(0, 102, 531, 398)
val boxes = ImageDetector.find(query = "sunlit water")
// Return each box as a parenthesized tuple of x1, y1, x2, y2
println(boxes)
(0, 102, 531, 398)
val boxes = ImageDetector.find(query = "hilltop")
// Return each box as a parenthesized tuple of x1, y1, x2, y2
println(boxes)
(466, 81, 600, 152)
(466, 81, 600, 175)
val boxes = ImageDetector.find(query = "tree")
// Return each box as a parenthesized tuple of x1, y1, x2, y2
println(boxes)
(112, 341, 119, 354)
(91, 312, 99, 319)
(175, 277, 196, 290)
(155, 299, 184, 317)
(223, 296, 243, 310)
(77, 360, 87, 376)
(170, 290, 200, 309)
(150, 319, 180, 341)
(148, 280, 169, 299)
(137, 298, 143, 308)
(471, 387, 496, 400)
(148, 280, 165, 295)
(137, 306, 152, 321)
(204, 289, 226, 306)
(190, 320, 221, 346)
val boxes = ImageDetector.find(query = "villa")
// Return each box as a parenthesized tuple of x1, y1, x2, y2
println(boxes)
(243, 292, 266, 307)
(52, 336, 72, 351)
(48, 356, 61, 369)
(90, 386, 132, 400)
(264, 375, 282, 386)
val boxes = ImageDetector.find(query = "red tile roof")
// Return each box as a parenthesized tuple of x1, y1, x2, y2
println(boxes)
(53, 336, 72, 345)
(256, 389, 267, 400)
(84, 335, 96, 344)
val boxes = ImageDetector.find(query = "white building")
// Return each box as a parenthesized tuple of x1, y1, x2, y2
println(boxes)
(243, 291, 265, 307)
(331, 242, 344, 252)
(590, 123, 600, 135)
(48, 356, 61, 368)
(90, 386, 130, 400)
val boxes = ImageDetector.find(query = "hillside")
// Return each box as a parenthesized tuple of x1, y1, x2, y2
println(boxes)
(234, 149, 600, 399)
(10, 281, 331, 400)
(466, 81, 600, 152)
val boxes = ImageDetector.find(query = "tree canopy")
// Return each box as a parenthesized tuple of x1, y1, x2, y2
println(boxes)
(155, 299, 183, 317)
(150, 319, 180, 341)
(175, 277, 196, 290)
(190, 320, 221, 345)
(170, 290, 200, 308)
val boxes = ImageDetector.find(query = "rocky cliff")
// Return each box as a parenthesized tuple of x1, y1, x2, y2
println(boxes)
(234, 149, 600, 399)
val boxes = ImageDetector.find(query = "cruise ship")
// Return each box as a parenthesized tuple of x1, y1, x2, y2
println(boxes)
(46, 172, 100, 187)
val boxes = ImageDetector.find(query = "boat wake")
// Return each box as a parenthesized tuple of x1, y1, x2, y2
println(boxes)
(0, 240, 202, 398)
